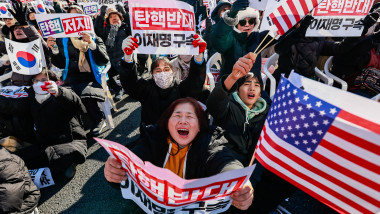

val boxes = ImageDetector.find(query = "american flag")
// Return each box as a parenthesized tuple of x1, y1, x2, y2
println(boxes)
(268, 0, 323, 35)
(256, 77, 380, 214)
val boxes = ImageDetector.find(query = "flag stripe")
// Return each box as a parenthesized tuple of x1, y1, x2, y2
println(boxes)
(313, 148, 380, 189)
(277, 6, 293, 30)
(262, 128, 380, 207)
(269, 12, 285, 35)
(287, 0, 301, 22)
(298, 0, 310, 15)
(338, 110, 380, 135)
(321, 138, 380, 175)
(256, 143, 362, 214)
(328, 125, 380, 157)
(323, 133, 380, 170)
(292, 0, 307, 17)
(256, 153, 352, 214)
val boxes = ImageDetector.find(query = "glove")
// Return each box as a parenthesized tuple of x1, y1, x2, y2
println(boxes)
(115, 4, 126, 16)
(122, 36, 138, 61)
(363, 12, 379, 29)
(206, 17, 212, 32)
(41, 81, 59, 96)
(9, 1, 27, 25)
(100, 5, 107, 17)
(299, 15, 314, 31)
(192, 34, 207, 54)
(229, 0, 249, 18)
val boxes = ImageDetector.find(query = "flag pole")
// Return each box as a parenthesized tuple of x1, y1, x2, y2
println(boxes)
(253, 31, 270, 55)
(249, 148, 257, 166)
(256, 34, 279, 55)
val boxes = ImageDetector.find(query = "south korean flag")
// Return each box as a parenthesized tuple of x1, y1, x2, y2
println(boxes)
(32, 0, 47, 14)
(0, 2, 13, 18)
(5, 38, 46, 75)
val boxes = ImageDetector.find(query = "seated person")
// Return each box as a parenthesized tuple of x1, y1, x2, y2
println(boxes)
(119, 35, 207, 126)
(104, 97, 254, 212)
(0, 70, 88, 179)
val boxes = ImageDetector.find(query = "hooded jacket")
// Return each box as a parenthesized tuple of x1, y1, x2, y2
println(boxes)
(130, 125, 243, 179)
(206, 77, 270, 166)
(0, 146, 40, 214)
(0, 86, 86, 146)
(119, 58, 206, 126)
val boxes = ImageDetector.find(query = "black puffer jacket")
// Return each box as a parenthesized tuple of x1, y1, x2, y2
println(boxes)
(275, 26, 360, 78)
(0, 86, 87, 146)
(206, 77, 270, 166)
(94, 18, 131, 66)
(131, 125, 243, 179)
(119, 58, 206, 125)
(0, 146, 40, 214)
(50, 36, 109, 85)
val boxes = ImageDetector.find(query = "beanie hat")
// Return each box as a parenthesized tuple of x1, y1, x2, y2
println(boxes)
(69, 4, 84, 14)
(106, 8, 124, 23)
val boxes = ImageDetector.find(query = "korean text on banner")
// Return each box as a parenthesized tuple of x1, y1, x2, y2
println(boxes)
(35, 13, 95, 38)
(96, 138, 255, 214)
(306, 0, 374, 37)
(0, 3, 12, 18)
(82, 2, 99, 16)
(128, 0, 199, 55)
(5, 38, 45, 75)
(255, 73, 380, 214)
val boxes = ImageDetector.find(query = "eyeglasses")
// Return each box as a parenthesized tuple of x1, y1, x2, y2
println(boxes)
(238, 18, 255, 26)
(32, 78, 48, 84)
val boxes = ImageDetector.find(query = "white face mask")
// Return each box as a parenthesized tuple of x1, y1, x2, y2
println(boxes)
(32, 81, 48, 95)
(153, 71, 174, 89)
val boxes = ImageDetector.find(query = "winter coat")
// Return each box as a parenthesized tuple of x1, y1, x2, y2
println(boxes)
(0, 146, 40, 214)
(131, 125, 244, 179)
(94, 18, 131, 66)
(119, 58, 206, 125)
(50, 36, 109, 85)
(206, 77, 270, 166)
(275, 26, 360, 78)
(0, 86, 87, 146)
(211, 20, 275, 78)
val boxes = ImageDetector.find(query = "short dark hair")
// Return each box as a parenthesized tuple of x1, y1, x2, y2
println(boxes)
(150, 57, 173, 74)
(158, 97, 209, 135)
(237, 74, 263, 92)
(40, 69, 59, 82)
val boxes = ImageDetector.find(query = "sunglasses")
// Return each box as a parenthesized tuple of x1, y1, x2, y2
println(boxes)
(239, 18, 255, 26)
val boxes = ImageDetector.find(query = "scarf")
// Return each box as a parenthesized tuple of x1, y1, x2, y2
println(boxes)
(178, 59, 190, 81)
(232, 92, 267, 132)
(70, 37, 89, 67)
(105, 24, 120, 48)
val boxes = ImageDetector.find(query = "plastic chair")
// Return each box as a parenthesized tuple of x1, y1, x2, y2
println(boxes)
(100, 63, 117, 129)
(324, 56, 348, 90)
(314, 67, 334, 86)
(0, 71, 12, 88)
(263, 53, 278, 99)
(206, 53, 222, 91)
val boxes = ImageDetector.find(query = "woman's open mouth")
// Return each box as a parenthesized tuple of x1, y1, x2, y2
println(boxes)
(248, 94, 255, 99)
(177, 128, 189, 138)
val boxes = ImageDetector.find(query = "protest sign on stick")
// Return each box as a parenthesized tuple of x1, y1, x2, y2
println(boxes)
(96, 138, 255, 214)
(82, 2, 99, 16)
(306, 0, 374, 37)
(35, 13, 95, 38)
(128, 0, 199, 55)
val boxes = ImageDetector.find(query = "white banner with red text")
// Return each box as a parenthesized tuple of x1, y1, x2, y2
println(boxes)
(96, 138, 255, 214)
(306, 0, 374, 37)
(128, 0, 199, 55)
(35, 13, 95, 38)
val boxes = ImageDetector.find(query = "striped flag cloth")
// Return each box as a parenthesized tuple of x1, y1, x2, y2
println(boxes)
(256, 76, 380, 214)
(268, 0, 323, 35)
(203, 0, 209, 8)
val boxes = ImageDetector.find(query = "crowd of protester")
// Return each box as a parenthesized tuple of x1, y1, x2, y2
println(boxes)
(0, 0, 379, 213)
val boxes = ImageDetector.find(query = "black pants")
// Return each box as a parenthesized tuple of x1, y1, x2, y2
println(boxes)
(81, 98, 104, 125)
(107, 65, 122, 92)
